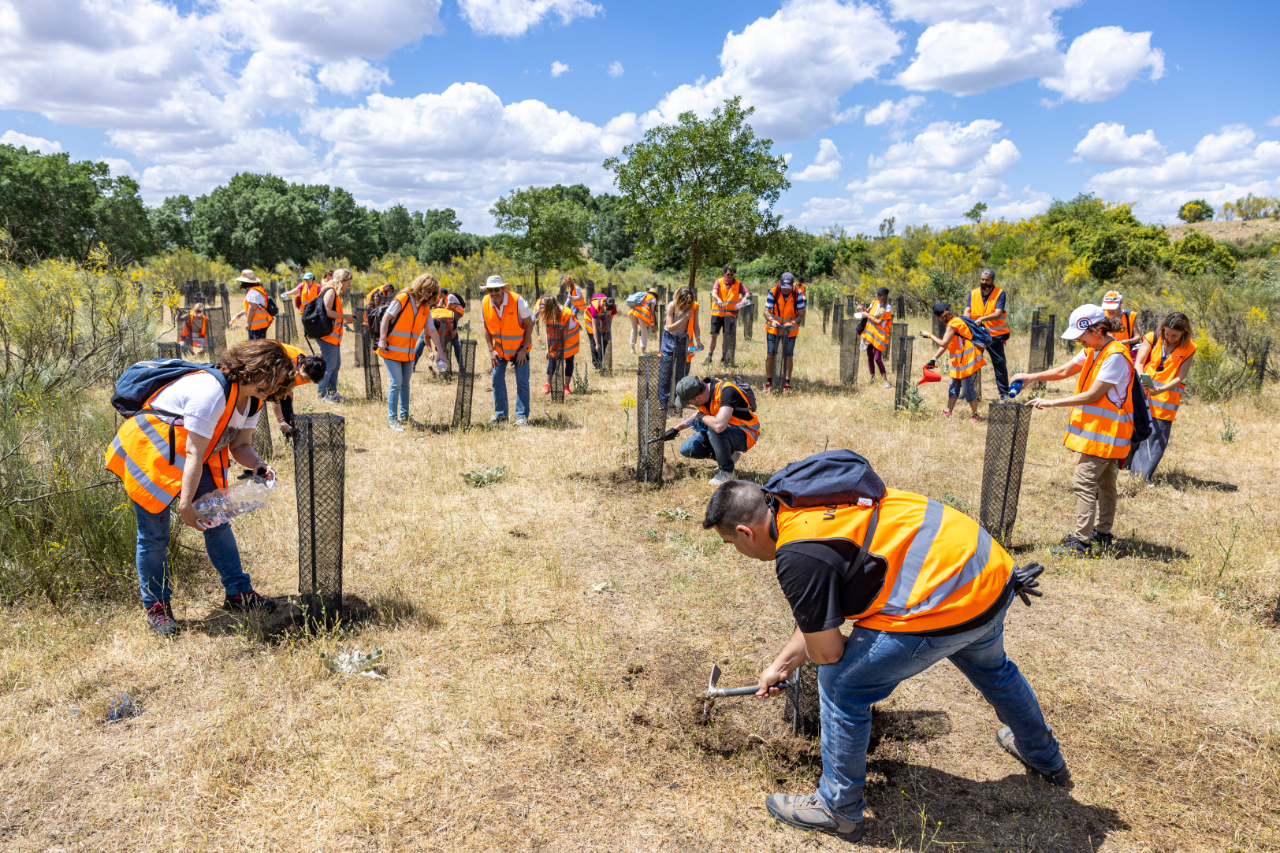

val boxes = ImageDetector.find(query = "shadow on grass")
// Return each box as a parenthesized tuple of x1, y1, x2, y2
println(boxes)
(184, 593, 425, 642)
(1109, 537, 1192, 562)
(1158, 469, 1239, 493)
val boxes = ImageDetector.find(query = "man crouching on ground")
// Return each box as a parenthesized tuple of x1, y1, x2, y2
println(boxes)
(702, 465, 1069, 842)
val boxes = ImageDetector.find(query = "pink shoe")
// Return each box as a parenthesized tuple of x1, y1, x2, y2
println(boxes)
(940, 410, 952, 418)
(968, 416, 981, 424)
(541, 383, 551, 394)
(564, 385, 573, 396)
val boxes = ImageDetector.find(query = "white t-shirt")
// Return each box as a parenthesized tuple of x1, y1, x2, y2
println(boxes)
(150, 373, 261, 439)
(244, 289, 266, 306)
(489, 291, 531, 321)
(1072, 349, 1131, 407)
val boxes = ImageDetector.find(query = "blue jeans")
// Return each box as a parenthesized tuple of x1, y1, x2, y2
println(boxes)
(816, 598, 1063, 823)
(317, 338, 341, 397)
(382, 356, 414, 421)
(658, 331, 689, 409)
(133, 468, 253, 606)
(949, 374, 976, 402)
(679, 423, 749, 472)
(492, 356, 530, 420)
(248, 327, 268, 341)
(415, 328, 462, 366)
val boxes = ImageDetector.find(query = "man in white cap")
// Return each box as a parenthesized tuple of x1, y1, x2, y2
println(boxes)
(481, 275, 533, 425)
(1012, 304, 1135, 556)
(1101, 291, 1140, 351)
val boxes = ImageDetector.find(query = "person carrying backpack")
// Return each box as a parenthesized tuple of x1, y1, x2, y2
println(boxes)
(627, 288, 660, 355)
(702, 450, 1067, 842)
(764, 272, 805, 393)
(856, 287, 892, 387)
(964, 269, 1011, 400)
(1011, 304, 1136, 556)
(314, 269, 357, 402)
(921, 301, 987, 422)
(671, 375, 760, 486)
(104, 341, 300, 636)
(228, 270, 274, 340)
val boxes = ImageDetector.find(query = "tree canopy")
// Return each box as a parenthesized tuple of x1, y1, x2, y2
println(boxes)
(490, 185, 592, 294)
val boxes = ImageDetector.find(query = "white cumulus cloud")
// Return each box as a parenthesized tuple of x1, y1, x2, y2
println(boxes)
(864, 95, 926, 127)
(643, 0, 901, 142)
(459, 0, 601, 38)
(1041, 26, 1164, 103)
(793, 138, 842, 182)
(1074, 122, 1165, 165)
(551, 61, 570, 78)
(0, 130, 62, 153)
(318, 59, 392, 96)
(607, 61, 624, 78)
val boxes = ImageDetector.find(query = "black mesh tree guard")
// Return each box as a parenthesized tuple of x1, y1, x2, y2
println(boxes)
(670, 335, 690, 413)
(293, 413, 345, 627)
(276, 298, 296, 345)
(771, 337, 786, 392)
(889, 321, 907, 373)
(547, 322, 566, 403)
(973, 363, 984, 401)
(635, 354, 665, 485)
(821, 302, 830, 334)
(219, 283, 230, 311)
(205, 305, 228, 362)
(157, 342, 183, 359)
(831, 302, 844, 343)
(362, 330, 383, 401)
(783, 661, 820, 736)
(979, 403, 1032, 546)
(1028, 315, 1055, 393)
(743, 300, 754, 341)
(722, 316, 737, 367)
(844, 295, 856, 315)
(1257, 338, 1271, 390)
(452, 339, 477, 429)
(839, 318, 860, 388)
(603, 323, 613, 375)
(251, 410, 274, 462)
(351, 293, 367, 368)
(894, 335, 914, 411)
(896, 294, 905, 320)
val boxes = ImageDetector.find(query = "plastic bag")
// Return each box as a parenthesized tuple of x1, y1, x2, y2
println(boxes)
(193, 476, 277, 527)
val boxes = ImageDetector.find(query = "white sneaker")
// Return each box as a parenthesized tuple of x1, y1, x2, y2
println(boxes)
(883, 380, 891, 389)
(709, 468, 736, 487)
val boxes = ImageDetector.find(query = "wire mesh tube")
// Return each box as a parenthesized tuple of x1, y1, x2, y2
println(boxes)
(771, 336, 786, 392)
(293, 413, 344, 627)
(722, 316, 737, 367)
(831, 302, 844, 343)
(889, 322, 907, 372)
(547, 322, 566, 403)
(894, 335, 914, 411)
(979, 403, 1032, 545)
(669, 334, 690, 414)
(351, 295, 366, 368)
(840, 318, 860, 388)
(157, 342, 183, 359)
(205, 306, 227, 362)
(895, 295, 905, 319)
(362, 330, 383, 401)
(251, 409, 274, 462)
(743, 301, 754, 341)
(1028, 313, 1055, 393)
(453, 339, 477, 429)
(636, 354, 665, 485)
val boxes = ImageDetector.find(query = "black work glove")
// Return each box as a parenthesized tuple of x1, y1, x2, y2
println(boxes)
(1012, 561, 1044, 606)
(925, 359, 937, 368)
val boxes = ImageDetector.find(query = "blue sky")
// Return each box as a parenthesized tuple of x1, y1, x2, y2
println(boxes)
(2, 0, 1278, 234)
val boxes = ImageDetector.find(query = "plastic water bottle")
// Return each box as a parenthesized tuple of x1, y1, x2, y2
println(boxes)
(193, 476, 277, 527)
(1008, 379, 1025, 398)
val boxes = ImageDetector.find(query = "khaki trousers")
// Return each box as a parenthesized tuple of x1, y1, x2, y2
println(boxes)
(1074, 453, 1118, 541)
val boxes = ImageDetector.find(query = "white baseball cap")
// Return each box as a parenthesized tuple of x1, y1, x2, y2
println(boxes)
(1101, 290, 1123, 309)
(1062, 304, 1106, 340)
(482, 275, 507, 289)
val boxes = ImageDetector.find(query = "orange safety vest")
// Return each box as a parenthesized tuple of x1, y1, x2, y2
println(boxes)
(245, 286, 272, 331)
(695, 380, 760, 449)
(584, 295, 614, 334)
(431, 291, 465, 321)
(629, 294, 657, 327)
(319, 287, 344, 345)
(969, 287, 1009, 338)
(567, 285, 587, 313)
(182, 315, 209, 349)
(684, 302, 701, 363)
(548, 306, 581, 359)
(766, 287, 800, 338)
(274, 342, 310, 386)
(104, 374, 243, 514)
(776, 488, 1013, 634)
(483, 292, 526, 360)
(1064, 339, 1135, 459)
(1142, 331, 1196, 422)
(1118, 311, 1136, 342)
(299, 281, 320, 305)
(946, 317, 985, 378)
(381, 292, 429, 362)
(711, 278, 744, 318)
(860, 300, 892, 352)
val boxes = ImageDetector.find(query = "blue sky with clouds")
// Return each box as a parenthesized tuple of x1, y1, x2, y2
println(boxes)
(2, 0, 1277, 234)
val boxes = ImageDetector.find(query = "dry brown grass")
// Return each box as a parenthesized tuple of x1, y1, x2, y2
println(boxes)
(1, 315, 1279, 851)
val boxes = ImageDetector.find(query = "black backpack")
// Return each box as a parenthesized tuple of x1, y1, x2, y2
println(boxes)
(265, 294, 279, 317)
(301, 288, 335, 339)
(728, 376, 757, 411)
(367, 300, 398, 340)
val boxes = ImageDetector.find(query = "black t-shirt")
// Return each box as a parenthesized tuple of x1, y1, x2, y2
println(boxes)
(702, 382, 752, 421)
(775, 538, 887, 634)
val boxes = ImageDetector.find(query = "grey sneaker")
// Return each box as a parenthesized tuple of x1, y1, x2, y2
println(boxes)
(514, 416, 529, 426)
(144, 601, 178, 637)
(388, 419, 405, 432)
(328, 393, 347, 404)
(883, 380, 891, 389)
(488, 414, 507, 424)
(996, 727, 1072, 787)
(1049, 535, 1091, 557)
(708, 468, 736, 487)
(765, 793, 865, 842)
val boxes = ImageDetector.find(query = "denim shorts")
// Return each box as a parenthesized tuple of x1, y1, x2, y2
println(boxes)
(766, 332, 797, 357)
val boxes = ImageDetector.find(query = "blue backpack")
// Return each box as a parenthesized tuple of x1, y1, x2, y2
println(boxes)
(958, 317, 996, 351)
(763, 449, 886, 509)
(111, 360, 229, 465)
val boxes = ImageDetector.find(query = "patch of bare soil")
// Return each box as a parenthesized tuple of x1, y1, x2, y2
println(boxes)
(1166, 218, 1280, 244)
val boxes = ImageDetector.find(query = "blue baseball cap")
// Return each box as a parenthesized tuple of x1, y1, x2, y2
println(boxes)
(302, 272, 314, 280)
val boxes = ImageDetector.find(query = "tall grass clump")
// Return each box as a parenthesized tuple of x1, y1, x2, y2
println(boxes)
(0, 249, 165, 602)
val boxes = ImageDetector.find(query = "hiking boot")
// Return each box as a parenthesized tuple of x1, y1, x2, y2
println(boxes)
(709, 468, 736, 487)
(996, 727, 1073, 787)
(144, 601, 178, 637)
(1050, 535, 1091, 557)
(765, 793, 865, 842)
(388, 419, 405, 432)
(223, 590, 278, 614)
(1090, 530, 1115, 550)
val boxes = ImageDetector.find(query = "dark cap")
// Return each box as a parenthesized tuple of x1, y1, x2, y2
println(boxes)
(877, 287, 889, 296)
(780, 272, 795, 286)
(675, 375, 705, 406)
(932, 301, 950, 316)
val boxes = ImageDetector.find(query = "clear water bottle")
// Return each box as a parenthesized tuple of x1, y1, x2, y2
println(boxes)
(193, 476, 277, 527)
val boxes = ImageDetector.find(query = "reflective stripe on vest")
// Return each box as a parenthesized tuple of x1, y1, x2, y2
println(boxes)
(549, 307, 581, 359)
(947, 317, 985, 378)
(767, 288, 799, 337)
(712, 278, 744, 317)
(300, 282, 320, 304)
(569, 286, 587, 312)
(245, 286, 272, 330)
(585, 296, 612, 334)
(1142, 331, 1196, 422)
(483, 292, 525, 359)
(969, 287, 1009, 338)
(104, 377, 239, 514)
(775, 489, 1013, 633)
(684, 302, 701, 363)
(320, 288, 343, 344)
(629, 295, 657, 327)
(696, 380, 760, 449)
(1064, 340, 1135, 459)
(860, 301, 891, 351)
(383, 293, 428, 361)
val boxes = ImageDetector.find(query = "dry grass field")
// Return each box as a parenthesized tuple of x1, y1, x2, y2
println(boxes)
(1, 310, 1278, 852)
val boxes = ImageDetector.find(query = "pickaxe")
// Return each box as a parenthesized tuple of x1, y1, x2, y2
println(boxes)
(645, 426, 681, 446)
(703, 663, 791, 720)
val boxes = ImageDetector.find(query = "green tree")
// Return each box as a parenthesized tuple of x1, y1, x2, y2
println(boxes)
(381, 204, 417, 255)
(1042, 193, 1169, 281)
(490, 186, 592, 295)
(1162, 230, 1238, 275)
(1176, 199, 1214, 223)
(604, 97, 789, 288)
(91, 175, 155, 264)
(190, 173, 321, 269)
(314, 186, 379, 268)
(419, 229, 481, 264)
(963, 202, 988, 223)
(589, 193, 635, 269)
(149, 196, 194, 253)
(420, 208, 462, 235)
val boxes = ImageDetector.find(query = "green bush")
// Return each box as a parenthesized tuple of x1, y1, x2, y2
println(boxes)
(1177, 199, 1214, 223)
